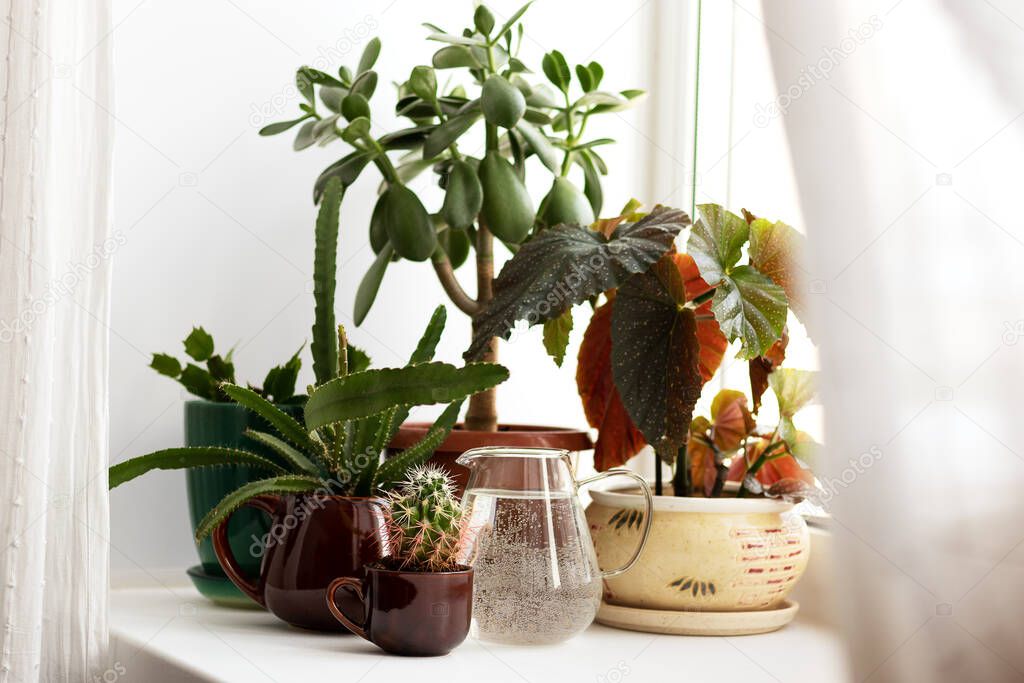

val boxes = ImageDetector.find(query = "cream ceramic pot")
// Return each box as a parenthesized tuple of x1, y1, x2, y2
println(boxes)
(586, 487, 810, 612)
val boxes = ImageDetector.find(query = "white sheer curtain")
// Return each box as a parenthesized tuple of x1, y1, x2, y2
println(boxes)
(0, 0, 113, 680)
(760, 0, 1024, 680)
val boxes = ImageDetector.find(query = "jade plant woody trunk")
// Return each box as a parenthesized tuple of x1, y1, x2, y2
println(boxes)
(260, 2, 645, 430)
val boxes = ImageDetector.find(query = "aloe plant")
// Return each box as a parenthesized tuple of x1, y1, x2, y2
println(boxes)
(109, 175, 509, 540)
(260, 2, 644, 431)
(109, 308, 508, 541)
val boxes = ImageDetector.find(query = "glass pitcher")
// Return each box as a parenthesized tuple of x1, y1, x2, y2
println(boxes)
(457, 447, 653, 644)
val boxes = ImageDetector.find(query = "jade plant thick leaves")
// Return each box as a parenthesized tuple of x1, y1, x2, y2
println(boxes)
(259, 2, 648, 431)
(260, 2, 645, 324)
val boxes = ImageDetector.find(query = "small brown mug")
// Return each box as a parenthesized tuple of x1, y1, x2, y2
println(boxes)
(326, 564, 473, 656)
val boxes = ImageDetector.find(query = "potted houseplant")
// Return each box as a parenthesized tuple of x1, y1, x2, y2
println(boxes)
(110, 311, 507, 631)
(109, 178, 509, 631)
(326, 465, 473, 656)
(149, 315, 307, 606)
(466, 202, 819, 634)
(259, 2, 647, 484)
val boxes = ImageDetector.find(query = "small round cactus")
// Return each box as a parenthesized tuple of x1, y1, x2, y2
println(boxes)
(386, 464, 468, 572)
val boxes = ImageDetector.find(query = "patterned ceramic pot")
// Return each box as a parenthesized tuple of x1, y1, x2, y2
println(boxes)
(586, 487, 810, 612)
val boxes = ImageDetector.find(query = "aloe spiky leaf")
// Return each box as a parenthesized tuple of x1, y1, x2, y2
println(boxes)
(374, 401, 462, 490)
(346, 416, 375, 470)
(371, 407, 401, 455)
(304, 362, 509, 430)
(109, 447, 285, 489)
(353, 457, 380, 497)
(312, 178, 344, 385)
(194, 475, 325, 541)
(243, 429, 321, 476)
(408, 305, 447, 364)
(221, 383, 314, 452)
(381, 305, 448, 446)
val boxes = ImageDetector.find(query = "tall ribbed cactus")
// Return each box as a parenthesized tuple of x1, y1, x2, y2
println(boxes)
(387, 465, 467, 572)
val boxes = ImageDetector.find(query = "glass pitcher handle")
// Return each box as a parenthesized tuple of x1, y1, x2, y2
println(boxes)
(577, 469, 653, 578)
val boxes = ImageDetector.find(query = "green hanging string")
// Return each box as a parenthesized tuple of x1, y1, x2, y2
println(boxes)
(690, 0, 703, 218)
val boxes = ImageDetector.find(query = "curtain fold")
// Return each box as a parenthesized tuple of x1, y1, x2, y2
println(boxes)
(761, 1, 1024, 680)
(0, 0, 113, 680)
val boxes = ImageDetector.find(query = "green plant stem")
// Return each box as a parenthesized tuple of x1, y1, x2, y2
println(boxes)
(559, 92, 576, 177)
(368, 138, 398, 184)
(470, 60, 502, 432)
(431, 256, 480, 315)
(486, 41, 497, 73)
(486, 122, 498, 151)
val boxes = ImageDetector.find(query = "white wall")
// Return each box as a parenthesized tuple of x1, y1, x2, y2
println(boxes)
(109, 0, 811, 572)
(109, 0, 657, 571)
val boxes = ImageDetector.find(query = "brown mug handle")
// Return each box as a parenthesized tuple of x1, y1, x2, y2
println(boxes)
(211, 494, 278, 607)
(326, 577, 369, 640)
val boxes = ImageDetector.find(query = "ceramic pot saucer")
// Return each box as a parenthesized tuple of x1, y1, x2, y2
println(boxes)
(596, 600, 798, 636)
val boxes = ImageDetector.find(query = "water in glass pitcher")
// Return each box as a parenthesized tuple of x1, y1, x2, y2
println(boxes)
(460, 488, 603, 645)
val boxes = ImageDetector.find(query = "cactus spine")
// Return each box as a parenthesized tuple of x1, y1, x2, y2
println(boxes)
(387, 465, 467, 572)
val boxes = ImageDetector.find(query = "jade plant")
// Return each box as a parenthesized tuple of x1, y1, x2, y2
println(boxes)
(467, 202, 815, 497)
(384, 464, 468, 572)
(108, 177, 509, 537)
(260, 1, 644, 430)
(150, 327, 306, 403)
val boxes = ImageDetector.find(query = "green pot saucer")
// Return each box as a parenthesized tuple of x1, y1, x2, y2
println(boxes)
(186, 565, 263, 610)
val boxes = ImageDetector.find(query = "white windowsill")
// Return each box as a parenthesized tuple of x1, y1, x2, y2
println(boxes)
(110, 530, 845, 683)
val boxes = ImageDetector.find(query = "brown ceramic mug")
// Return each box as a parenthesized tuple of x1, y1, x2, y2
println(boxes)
(326, 564, 473, 656)
(213, 494, 390, 632)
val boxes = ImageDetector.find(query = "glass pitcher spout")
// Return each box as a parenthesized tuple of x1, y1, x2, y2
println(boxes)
(456, 446, 572, 467)
(456, 447, 576, 494)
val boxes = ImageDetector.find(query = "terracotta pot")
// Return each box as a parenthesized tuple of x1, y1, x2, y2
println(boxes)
(389, 423, 593, 494)
(213, 494, 390, 632)
(586, 486, 810, 612)
(326, 564, 473, 656)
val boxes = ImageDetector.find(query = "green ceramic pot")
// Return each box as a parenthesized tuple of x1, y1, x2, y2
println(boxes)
(185, 400, 303, 605)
